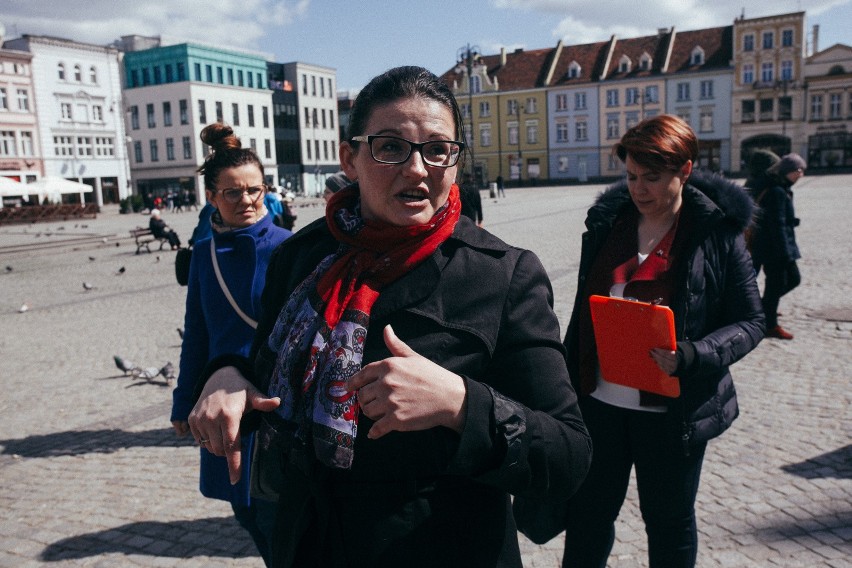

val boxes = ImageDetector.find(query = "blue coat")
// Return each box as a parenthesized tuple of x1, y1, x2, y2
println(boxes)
(172, 213, 291, 505)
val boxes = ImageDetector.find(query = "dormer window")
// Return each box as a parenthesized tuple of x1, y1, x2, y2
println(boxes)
(618, 55, 631, 73)
(639, 53, 652, 70)
(567, 61, 581, 78)
(691, 47, 705, 66)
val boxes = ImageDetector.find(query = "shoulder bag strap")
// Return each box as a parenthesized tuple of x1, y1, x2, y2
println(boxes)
(210, 238, 258, 329)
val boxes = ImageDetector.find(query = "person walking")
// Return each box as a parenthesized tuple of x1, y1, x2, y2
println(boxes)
(561, 115, 765, 568)
(188, 66, 591, 568)
(496, 174, 506, 197)
(459, 172, 483, 226)
(749, 153, 806, 340)
(171, 122, 292, 567)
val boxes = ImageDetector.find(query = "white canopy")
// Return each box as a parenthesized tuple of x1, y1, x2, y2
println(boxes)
(26, 176, 94, 195)
(0, 176, 29, 197)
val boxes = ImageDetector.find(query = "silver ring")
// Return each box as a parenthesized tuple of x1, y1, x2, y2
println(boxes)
(198, 438, 209, 444)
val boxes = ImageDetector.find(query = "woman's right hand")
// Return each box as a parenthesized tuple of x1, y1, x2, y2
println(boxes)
(188, 366, 280, 484)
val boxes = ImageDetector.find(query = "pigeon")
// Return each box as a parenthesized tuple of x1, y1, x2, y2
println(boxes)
(102, 237, 108, 243)
(5, 265, 11, 272)
(88, 256, 96, 262)
(160, 362, 176, 382)
(155, 256, 160, 263)
(132, 366, 161, 382)
(113, 355, 137, 375)
(18, 302, 29, 313)
(82, 282, 95, 291)
(116, 266, 126, 275)
(176, 327, 184, 339)
(115, 242, 120, 247)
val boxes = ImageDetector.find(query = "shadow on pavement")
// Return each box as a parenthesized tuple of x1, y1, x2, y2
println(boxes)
(781, 444, 852, 479)
(0, 427, 195, 458)
(754, 509, 852, 539)
(40, 517, 255, 561)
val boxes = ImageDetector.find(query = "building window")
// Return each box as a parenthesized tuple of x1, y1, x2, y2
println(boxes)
(16, 89, 29, 111)
(690, 47, 704, 66)
(507, 100, 518, 116)
(263, 106, 269, 128)
(153, 66, 161, 84)
(248, 105, 255, 127)
(215, 101, 223, 123)
(625, 111, 640, 129)
(238, 70, 244, 86)
(759, 98, 774, 121)
(526, 123, 538, 144)
(163, 102, 172, 126)
(130, 105, 139, 129)
(194, 63, 201, 81)
(227, 68, 234, 85)
(829, 93, 842, 119)
(302, 74, 307, 94)
(479, 101, 491, 117)
(0, 88, 6, 110)
(182, 136, 192, 159)
(644, 86, 659, 103)
(763, 32, 773, 49)
(618, 56, 631, 73)
(94, 136, 114, 157)
(606, 115, 619, 139)
(57, 63, 66, 80)
(575, 92, 587, 110)
(89, 66, 97, 83)
(782, 29, 794, 47)
(206, 65, 213, 82)
(508, 124, 518, 145)
(699, 109, 714, 132)
(61, 102, 73, 121)
(198, 99, 207, 123)
(134, 140, 143, 163)
(743, 64, 754, 85)
(20, 131, 34, 156)
(0, 131, 15, 156)
(149, 139, 159, 161)
(92, 105, 103, 122)
(321, 109, 327, 129)
(677, 109, 691, 124)
(700, 80, 714, 99)
(471, 76, 482, 94)
(463, 124, 472, 147)
(761, 62, 774, 83)
(328, 78, 333, 97)
(217, 67, 223, 84)
(305, 139, 311, 160)
(460, 103, 470, 120)
(555, 94, 568, 111)
(810, 95, 823, 120)
(525, 98, 537, 114)
(265, 139, 272, 159)
(74, 65, 82, 82)
(165, 64, 173, 83)
(179, 99, 188, 124)
(781, 60, 793, 81)
(480, 124, 492, 146)
(54, 135, 73, 156)
(576, 119, 588, 141)
(556, 121, 569, 142)
(778, 96, 792, 120)
(743, 34, 754, 52)
(311, 76, 316, 96)
(568, 61, 581, 78)
(146, 104, 155, 128)
(232, 102, 240, 126)
(742, 100, 755, 123)
(606, 89, 619, 107)
(166, 138, 175, 160)
(76, 136, 93, 156)
(677, 83, 690, 102)
(177, 62, 186, 81)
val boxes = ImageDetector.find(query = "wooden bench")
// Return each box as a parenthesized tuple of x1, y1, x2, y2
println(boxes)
(130, 227, 168, 254)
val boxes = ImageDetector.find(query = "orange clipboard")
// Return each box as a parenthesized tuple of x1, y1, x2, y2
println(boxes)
(589, 295, 680, 398)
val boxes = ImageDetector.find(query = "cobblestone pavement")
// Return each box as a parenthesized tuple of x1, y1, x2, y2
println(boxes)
(0, 177, 849, 567)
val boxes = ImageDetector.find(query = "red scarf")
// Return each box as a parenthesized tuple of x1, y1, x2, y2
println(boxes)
(318, 183, 461, 327)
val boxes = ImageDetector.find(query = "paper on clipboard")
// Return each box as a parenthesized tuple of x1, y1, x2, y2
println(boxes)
(589, 295, 680, 398)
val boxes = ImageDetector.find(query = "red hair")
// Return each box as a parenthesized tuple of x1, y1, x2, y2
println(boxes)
(614, 114, 698, 172)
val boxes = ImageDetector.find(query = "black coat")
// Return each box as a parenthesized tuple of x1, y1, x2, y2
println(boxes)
(750, 175, 801, 266)
(564, 170, 765, 451)
(216, 214, 591, 567)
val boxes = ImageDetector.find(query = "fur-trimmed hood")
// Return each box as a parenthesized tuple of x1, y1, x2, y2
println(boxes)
(590, 169, 755, 233)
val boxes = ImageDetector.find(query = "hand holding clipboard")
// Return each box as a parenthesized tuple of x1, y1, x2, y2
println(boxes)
(589, 295, 680, 398)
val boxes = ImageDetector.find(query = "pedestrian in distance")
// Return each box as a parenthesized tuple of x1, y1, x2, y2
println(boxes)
(170, 122, 292, 567)
(322, 170, 352, 203)
(459, 171, 484, 227)
(496, 174, 506, 197)
(561, 114, 765, 568)
(188, 65, 592, 568)
(748, 153, 806, 340)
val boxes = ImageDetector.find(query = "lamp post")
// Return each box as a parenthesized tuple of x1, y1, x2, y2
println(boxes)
(456, 44, 479, 187)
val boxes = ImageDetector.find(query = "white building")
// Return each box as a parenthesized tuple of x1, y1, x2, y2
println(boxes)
(3, 34, 131, 206)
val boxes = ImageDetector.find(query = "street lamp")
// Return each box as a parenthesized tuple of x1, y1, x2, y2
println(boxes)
(456, 44, 479, 187)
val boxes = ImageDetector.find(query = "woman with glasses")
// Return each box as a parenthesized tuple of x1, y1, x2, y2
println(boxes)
(187, 66, 591, 567)
(171, 122, 292, 566)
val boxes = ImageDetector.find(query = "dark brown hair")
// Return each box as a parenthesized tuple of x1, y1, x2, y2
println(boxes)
(614, 114, 698, 172)
(197, 123, 263, 190)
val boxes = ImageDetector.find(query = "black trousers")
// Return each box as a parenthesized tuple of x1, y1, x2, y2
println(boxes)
(563, 396, 706, 568)
(761, 260, 801, 328)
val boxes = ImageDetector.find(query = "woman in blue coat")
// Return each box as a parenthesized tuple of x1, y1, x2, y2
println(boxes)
(562, 115, 765, 567)
(171, 122, 291, 566)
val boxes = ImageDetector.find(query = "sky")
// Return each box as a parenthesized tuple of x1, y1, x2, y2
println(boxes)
(1, 0, 850, 93)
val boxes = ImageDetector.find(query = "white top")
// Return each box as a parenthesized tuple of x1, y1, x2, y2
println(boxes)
(589, 251, 668, 413)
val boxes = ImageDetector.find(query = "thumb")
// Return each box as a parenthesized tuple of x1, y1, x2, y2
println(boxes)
(383, 324, 415, 358)
(246, 387, 281, 414)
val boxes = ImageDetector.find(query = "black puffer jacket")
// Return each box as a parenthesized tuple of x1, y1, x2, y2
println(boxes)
(564, 170, 765, 452)
(750, 174, 801, 266)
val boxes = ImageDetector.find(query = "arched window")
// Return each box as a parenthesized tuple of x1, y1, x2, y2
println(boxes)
(618, 55, 631, 73)
(89, 66, 97, 83)
(639, 53, 652, 70)
(568, 61, 581, 78)
(57, 63, 66, 80)
(691, 46, 705, 66)
(74, 65, 82, 82)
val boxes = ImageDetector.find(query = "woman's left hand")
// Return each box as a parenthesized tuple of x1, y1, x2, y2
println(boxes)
(650, 348, 678, 375)
(345, 325, 468, 439)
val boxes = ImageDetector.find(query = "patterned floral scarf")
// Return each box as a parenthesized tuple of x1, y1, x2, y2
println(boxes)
(266, 183, 461, 469)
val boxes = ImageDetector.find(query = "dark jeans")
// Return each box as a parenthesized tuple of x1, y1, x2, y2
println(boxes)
(232, 498, 278, 567)
(761, 260, 800, 328)
(563, 397, 707, 568)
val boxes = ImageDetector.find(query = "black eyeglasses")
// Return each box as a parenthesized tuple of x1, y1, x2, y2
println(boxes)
(350, 135, 465, 168)
(217, 185, 267, 204)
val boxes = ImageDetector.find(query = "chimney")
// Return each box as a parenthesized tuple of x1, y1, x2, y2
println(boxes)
(501, 47, 507, 67)
(812, 24, 819, 54)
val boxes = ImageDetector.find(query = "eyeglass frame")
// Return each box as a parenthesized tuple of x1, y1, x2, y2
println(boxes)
(215, 184, 268, 204)
(349, 135, 466, 168)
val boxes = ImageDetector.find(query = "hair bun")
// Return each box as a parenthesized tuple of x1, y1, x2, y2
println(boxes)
(200, 123, 241, 152)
